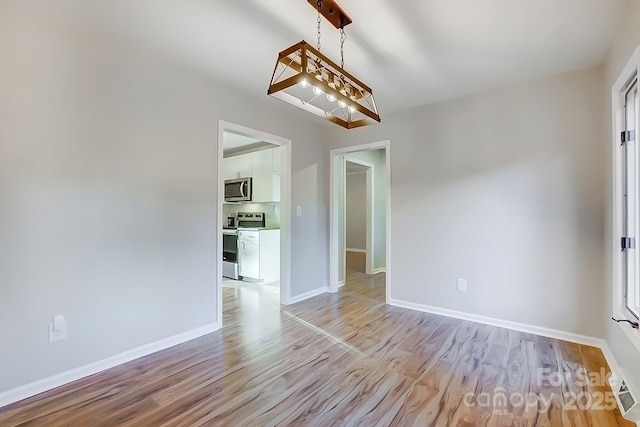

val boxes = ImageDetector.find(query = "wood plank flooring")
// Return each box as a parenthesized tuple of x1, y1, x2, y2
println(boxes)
(0, 251, 633, 426)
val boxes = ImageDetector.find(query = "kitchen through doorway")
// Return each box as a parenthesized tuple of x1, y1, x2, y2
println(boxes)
(216, 121, 292, 326)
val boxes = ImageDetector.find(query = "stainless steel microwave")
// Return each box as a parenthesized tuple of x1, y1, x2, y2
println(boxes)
(224, 177, 252, 202)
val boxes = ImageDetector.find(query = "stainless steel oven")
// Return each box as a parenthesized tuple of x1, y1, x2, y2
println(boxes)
(222, 229, 239, 279)
(221, 212, 265, 280)
(224, 177, 252, 202)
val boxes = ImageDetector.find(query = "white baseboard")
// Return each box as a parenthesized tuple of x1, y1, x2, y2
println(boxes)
(600, 341, 640, 426)
(346, 248, 366, 253)
(0, 322, 220, 409)
(389, 297, 640, 422)
(388, 298, 603, 348)
(287, 286, 329, 304)
(338, 281, 345, 288)
(372, 268, 386, 274)
(599, 341, 623, 375)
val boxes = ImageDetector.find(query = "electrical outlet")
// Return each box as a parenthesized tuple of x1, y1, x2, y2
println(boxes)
(296, 206, 302, 217)
(457, 279, 467, 292)
(49, 315, 67, 343)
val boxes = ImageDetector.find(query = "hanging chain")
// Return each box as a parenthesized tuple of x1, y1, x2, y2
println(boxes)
(316, 0, 322, 51)
(340, 27, 346, 69)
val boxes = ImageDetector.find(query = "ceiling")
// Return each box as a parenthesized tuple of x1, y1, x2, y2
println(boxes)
(345, 160, 369, 174)
(223, 132, 276, 158)
(19, 0, 627, 114)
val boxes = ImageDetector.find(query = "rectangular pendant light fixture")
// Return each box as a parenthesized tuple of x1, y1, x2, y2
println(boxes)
(267, 1, 380, 129)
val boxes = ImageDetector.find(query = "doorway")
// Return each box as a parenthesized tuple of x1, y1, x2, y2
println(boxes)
(330, 141, 390, 303)
(344, 158, 374, 278)
(216, 121, 292, 326)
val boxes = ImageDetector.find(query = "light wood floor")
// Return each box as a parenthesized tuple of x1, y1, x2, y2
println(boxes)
(0, 252, 633, 426)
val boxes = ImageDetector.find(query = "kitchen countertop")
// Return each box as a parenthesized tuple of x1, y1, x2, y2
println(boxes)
(222, 227, 280, 232)
(238, 227, 280, 231)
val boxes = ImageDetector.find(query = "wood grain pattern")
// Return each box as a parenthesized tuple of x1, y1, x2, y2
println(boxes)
(0, 251, 633, 426)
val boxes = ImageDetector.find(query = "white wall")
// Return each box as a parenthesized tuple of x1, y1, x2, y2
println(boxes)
(328, 67, 605, 338)
(603, 0, 640, 395)
(0, 3, 328, 395)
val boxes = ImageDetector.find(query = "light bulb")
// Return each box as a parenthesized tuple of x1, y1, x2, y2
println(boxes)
(299, 79, 310, 89)
(348, 106, 356, 114)
(313, 86, 323, 96)
(338, 100, 347, 109)
(327, 94, 336, 102)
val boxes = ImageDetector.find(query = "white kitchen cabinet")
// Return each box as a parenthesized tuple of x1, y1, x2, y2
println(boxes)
(251, 148, 281, 203)
(238, 231, 260, 279)
(223, 153, 253, 181)
(223, 148, 280, 201)
(272, 146, 281, 175)
(238, 229, 280, 284)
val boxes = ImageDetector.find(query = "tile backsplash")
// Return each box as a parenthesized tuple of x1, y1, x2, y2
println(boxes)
(223, 202, 280, 228)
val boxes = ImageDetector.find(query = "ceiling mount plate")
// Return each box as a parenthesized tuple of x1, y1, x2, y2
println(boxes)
(307, 0, 352, 29)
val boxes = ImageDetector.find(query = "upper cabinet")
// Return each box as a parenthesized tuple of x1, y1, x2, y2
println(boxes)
(272, 146, 281, 175)
(252, 148, 280, 203)
(252, 149, 273, 203)
(224, 153, 253, 181)
(223, 147, 281, 203)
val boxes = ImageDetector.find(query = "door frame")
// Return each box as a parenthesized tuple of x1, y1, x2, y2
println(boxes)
(216, 120, 292, 326)
(343, 157, 374, 276)
(330, 140, 391, 303)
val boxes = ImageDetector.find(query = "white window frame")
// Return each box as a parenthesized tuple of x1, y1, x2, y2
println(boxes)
(612, 45, 640, 351)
